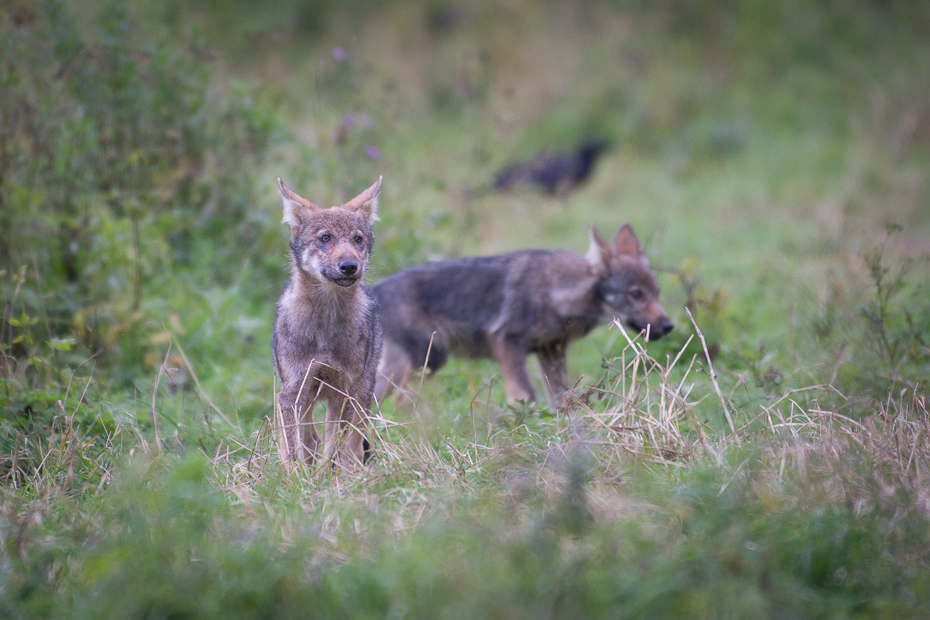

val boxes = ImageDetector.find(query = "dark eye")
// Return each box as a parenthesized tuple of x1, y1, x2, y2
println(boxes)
(320, 234, 331, 243)
(354, 235, 364, 244)
(629, 288, 644, 300)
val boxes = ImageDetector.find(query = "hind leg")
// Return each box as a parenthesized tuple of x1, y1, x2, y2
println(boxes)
(375, 339, 414, 404)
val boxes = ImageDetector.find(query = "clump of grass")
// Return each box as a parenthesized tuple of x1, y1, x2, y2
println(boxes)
(857, 226, 929, 392)
(566, 323, 704, 465)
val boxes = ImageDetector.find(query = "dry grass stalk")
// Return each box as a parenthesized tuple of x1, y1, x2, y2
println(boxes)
(685, 306, 737, 441)
(565, 324, 704, 466)
(755, 384, 930, 515)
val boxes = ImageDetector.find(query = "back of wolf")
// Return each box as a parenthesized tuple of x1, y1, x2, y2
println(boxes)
(374, 252, 558, 366)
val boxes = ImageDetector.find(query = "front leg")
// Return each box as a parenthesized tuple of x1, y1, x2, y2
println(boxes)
(277, 380, 321, 465)
(488, 330, 536, 403)
(537, 342, 570, 407)
(322, 396, 369, 471)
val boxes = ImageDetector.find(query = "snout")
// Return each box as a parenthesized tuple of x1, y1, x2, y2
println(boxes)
(338, 259, 358, 277)
(327, 258, 362, 287)
(655, 317, 674, 338)
(628, 317, 674, 341)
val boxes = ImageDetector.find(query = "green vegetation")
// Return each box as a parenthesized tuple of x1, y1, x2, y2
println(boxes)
(2, 0, 929, 617)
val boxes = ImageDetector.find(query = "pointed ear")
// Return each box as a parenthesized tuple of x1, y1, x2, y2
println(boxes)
(614, 223, 643, 256)
(585, 225, 612, 272)
(278, 178, 318, 228)
(342, 176, 382, 223)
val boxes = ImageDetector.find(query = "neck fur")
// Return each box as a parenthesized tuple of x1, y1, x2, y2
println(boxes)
(290, 265, 364, 329)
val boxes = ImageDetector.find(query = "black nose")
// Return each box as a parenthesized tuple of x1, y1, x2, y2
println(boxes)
(338, 260, 358, 276)
(660, 319, 674, 335)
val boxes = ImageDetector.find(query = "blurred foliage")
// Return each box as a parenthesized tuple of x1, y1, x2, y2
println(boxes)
(2, 450, 930, 618)
(0, 0, 281, 426)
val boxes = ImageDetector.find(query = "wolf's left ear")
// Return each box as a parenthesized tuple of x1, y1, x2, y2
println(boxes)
(586, 226, 612, 272)
(278, 178, 319, 228)
(613, 223, 644, 256)
(342, 176, 382, 223)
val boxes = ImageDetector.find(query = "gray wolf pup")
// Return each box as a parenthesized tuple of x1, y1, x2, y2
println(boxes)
(272, 176, 383, 470)
(373, 224, 673, 406)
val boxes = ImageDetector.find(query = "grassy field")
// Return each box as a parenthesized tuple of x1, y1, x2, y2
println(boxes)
(2, 0, 930, 617)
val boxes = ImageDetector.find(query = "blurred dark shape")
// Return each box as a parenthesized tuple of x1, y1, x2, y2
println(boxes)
(493, 140, 611, 196)
(428, 5, 477, 33)
(9, 3, 36, 27)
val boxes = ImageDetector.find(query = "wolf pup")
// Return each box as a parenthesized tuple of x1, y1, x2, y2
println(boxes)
(373, 224, 672, 406)
(272, 176, 383, 470)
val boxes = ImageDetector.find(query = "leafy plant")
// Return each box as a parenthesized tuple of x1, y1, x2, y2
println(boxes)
(0, 0, 278, 374)
(857, 225, 929, 392)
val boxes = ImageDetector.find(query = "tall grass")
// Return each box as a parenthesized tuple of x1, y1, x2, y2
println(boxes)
(3, 317, 930, 617)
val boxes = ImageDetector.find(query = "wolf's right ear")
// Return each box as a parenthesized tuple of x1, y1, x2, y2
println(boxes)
(585, 226, 612, 272)
(277, 178, 319, 227)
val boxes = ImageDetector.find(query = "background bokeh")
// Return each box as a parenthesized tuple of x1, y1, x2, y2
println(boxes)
(2, 0, 929, 616)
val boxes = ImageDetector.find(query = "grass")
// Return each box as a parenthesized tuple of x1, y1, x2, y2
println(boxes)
(2, 0, 930, 616)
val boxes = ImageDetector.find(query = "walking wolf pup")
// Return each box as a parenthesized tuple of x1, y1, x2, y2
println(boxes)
(272, 176, 383, 469)
(373, 224, 673, 406)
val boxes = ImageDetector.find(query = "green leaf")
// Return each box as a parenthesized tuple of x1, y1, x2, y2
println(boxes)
(49, 337, 76, 352)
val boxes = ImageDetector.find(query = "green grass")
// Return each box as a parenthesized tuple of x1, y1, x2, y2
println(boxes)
(2, 0, 930, 617)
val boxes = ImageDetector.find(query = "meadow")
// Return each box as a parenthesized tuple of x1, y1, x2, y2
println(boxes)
(1, 0, 929, 617)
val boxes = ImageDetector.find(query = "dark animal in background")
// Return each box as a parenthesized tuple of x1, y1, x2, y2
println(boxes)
(493, 140, 611, 196)
(373, 223, 673, 407)
(272, 176, 383, 470)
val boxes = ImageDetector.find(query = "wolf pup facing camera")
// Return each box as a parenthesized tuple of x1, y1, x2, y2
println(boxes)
(272, 176, 383, 470)
(373, 224, 673, 407)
